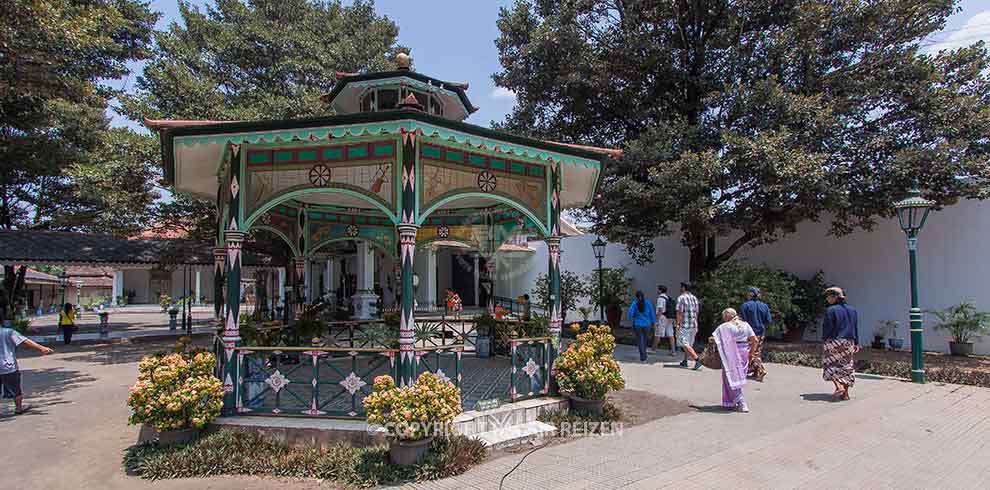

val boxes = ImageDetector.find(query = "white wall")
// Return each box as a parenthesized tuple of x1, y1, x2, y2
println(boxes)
(734, 199, 990, 355)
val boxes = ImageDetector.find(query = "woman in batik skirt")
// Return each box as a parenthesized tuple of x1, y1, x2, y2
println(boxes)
(821, 287, 860, 400)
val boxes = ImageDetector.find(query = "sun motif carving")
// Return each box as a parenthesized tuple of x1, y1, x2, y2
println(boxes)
(308, 164, 332, 187)
(340, 372, 367, 395)
(523, 358, 539, 379)
(259, 213, 272, 225)
(477, 171, 497, 192)
(437, 224, 450, 238)
(265, 370, 290, 393)
(346, 224, 360, 237)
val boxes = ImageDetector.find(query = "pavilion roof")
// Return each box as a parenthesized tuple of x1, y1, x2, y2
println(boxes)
(320, 69, 477, 118)
(0, 230, 271, 268)
(146, 109, 615, 209)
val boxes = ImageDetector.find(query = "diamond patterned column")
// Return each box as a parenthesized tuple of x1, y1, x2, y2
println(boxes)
(398, 224, 419, 386)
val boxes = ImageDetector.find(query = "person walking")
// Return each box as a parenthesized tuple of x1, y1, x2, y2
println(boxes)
(58, 303, 77, 345)
(676, 282, 703, 370)
(629, 290, 656, 362)
(1, 315, 55, 415)
(652, 285, 676, 354)
(739, 287, 772, 382)
(713, 308, 758, 412)
(821, 287, 859, 400)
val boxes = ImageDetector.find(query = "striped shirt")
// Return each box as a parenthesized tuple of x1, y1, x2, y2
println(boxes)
(677, 292, 700, 329)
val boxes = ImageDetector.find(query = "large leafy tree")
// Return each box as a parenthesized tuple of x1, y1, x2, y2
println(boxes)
(494, 0, 990, 279)
(0, 0, 157, 316)
(120, 0, 403, 242)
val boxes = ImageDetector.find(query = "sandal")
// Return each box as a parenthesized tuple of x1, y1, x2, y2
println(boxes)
(14, 404, 32, 415)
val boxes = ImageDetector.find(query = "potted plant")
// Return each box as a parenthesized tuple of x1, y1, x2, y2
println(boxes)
(881, 320, 904, 350)
(474, 312, 498, 358)
(363, 372, 461, 466)
(554, 324, 625, 416)
(871, 321, 887, 349)
(127, 351, 224, 445)
(586, 267, 632, 329)
(929, 301, 990, 356)
(159, 294, 172, 313)
(577, 306, 593, 331)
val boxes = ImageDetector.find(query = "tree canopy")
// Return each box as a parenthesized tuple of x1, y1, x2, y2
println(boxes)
(0, 0, 157, 317)
(120, 0, 404, 244)
(494, 0, 990, 279)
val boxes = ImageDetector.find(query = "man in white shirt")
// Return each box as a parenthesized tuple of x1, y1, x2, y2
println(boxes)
(652, 285, 676, 354)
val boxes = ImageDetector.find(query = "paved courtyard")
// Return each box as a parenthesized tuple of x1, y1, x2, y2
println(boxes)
(2, 337, 988, 489)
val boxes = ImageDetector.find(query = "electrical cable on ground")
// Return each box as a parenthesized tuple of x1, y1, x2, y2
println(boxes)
(498, 440, 550, 490)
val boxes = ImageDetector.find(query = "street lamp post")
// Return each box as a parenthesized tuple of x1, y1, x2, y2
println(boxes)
(59, 278, 68, 306)
(591, 237, 606, 323)
(75, 280, 84, 308)
(893, 182, 934, 384)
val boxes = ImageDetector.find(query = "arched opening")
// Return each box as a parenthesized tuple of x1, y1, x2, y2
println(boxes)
(242, 187, 398, 231)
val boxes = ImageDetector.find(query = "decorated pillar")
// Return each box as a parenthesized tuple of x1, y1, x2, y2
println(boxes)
(324, 258, 332, 299)
(194, 269, 202, 305)
(398, 126, 420, 386)
(425, 246, 437, 308)
(213, 247, 225, 319)
(293, 256, 306, 318)
(222, 229, 245, 415)
(398, 224, 419, 386)
(546, 163, 563, 393)
(486, 259, 496, 312)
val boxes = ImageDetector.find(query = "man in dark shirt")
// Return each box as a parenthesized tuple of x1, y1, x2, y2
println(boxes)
(739, 287, 772, 381)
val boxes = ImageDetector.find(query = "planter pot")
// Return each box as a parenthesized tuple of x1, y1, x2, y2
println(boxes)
(949, 341, 974, 357)
(605, 306, 622, 329)
(476, 336, 491, 358)
(887, 338, 904, 350)
(871, 339, 886, 350)
(389, 436, 433, 466)
(566, 393, 605, 417)
(155, 427, 199, 446)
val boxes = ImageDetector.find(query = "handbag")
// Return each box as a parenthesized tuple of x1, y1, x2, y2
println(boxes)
(699, 336, 722, 370)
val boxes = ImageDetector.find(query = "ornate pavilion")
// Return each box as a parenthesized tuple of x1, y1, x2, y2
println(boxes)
(148, 53, 614, 417)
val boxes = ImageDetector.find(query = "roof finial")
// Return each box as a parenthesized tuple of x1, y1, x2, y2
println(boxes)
(396, 51, 411, 70)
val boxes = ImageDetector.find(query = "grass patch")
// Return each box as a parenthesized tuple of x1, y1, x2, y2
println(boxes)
(123, 429, 487, 487)
(765, 351, 990, 388)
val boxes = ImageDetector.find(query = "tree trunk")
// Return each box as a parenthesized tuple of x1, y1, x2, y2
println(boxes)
(688, 245, 706, 282)
(1, 265, 27, 320)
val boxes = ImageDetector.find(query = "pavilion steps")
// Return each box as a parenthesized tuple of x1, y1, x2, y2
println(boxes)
(473, 421, 557, 449)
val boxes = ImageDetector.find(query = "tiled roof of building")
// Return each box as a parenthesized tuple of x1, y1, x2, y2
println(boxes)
(0, 230, 271, 267)
(24, 268, 61, 285)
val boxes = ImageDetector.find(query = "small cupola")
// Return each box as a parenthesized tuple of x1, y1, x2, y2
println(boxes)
(321, 51, 478, 121)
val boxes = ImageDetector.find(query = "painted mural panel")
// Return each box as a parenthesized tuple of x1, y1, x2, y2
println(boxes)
(242, 139, 398, 217)
(307, 211, 396, 256)
(418, 142, 547, 222)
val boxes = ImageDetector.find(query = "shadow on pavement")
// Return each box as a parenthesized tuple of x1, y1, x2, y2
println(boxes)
(800, 393, 841, 403)
(0, 367, 96, 421)
(689, 404, 736, 414)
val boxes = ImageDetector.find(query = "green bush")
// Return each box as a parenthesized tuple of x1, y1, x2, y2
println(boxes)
(695, 261, 828, 336)
(531, 270, 587, 318)
(123, 429, 487, 486)
(928, 301, 990, 344)
(585, 267, 633, 310)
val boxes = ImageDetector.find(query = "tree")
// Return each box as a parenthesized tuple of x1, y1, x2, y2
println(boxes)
(494, 0, 990, 280)
(531, 270, 588, 320)
(0, 0, 157, 317)
(120, 0, 403, 241)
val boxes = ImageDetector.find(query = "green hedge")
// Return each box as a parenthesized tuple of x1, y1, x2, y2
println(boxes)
(695, 261, 826, 336)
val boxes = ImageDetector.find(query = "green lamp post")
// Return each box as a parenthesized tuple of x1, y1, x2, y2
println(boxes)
(591, 237, 606, 323)
(893, 182, 934, 384)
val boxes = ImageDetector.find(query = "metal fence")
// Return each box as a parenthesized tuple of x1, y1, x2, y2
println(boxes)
(509, 336, 551, 402)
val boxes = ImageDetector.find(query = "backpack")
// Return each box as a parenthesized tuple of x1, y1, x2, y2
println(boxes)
(662, 294, 677, 319)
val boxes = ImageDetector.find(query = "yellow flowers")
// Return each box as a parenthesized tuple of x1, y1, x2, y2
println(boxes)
(127, 352, 224, 432)
(554, 324, 625, 400)
(363, 372, 462, 441)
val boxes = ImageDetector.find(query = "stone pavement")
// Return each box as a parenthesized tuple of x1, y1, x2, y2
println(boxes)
(2, 339, 989, 490)
(401, 344, 990, 490)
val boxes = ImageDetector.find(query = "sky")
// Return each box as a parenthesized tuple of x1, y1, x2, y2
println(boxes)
(110, 0, 990, 131)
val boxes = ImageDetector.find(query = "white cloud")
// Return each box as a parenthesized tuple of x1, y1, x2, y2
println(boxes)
(489, 86, 517, 100)
(926, 11, 990, 53)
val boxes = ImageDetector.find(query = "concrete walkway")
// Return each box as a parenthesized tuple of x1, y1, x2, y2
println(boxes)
(403, 344, 990, 490)
(2, 340, 988, 489)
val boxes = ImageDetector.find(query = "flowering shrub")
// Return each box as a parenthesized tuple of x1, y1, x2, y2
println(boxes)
(363, 372, 462, 441)
(127, 352, 224, 432)
(554, 324, 625, 400)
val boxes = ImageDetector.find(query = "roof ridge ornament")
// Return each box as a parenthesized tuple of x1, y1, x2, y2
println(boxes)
(396, 51, 411, 71)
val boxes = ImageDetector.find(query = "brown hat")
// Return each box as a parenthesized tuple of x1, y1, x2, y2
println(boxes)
(824, 287, 845, 299)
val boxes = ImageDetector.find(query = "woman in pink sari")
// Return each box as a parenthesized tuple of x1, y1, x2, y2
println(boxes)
(712, 308, 758, 412)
